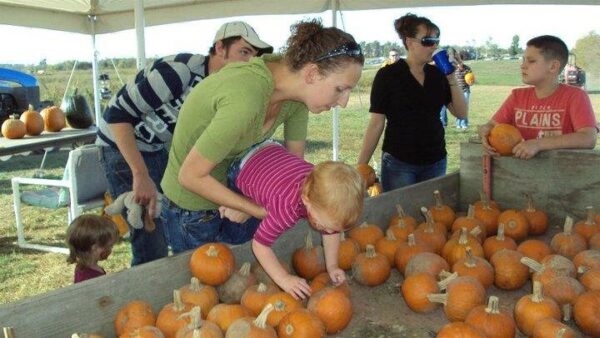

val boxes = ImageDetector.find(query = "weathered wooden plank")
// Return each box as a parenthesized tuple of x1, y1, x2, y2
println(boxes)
(459, 141, 600, 225)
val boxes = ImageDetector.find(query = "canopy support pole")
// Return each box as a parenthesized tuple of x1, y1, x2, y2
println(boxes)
(89, 15, 101, 125)
(135, 0, 147, 70)
(331, 0, 340, 160)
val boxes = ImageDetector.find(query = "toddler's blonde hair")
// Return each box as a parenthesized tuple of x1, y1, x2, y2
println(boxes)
(302, 161, 365, 229)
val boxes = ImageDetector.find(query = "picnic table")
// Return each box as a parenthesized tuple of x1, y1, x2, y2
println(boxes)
(0, 127, 97, 159)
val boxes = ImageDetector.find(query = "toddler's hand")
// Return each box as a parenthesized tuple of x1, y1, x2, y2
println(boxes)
(278, 274, 311, 300)
(328, 268, 346, 285)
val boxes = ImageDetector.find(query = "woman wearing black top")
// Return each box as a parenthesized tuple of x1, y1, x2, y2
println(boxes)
(357, 13, 467, 191)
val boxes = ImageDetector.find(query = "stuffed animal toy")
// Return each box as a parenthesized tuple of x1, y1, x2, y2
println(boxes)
(104, 191, 163, 230)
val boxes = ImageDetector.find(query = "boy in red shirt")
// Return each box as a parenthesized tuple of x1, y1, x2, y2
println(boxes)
(479, 35, 597, 159)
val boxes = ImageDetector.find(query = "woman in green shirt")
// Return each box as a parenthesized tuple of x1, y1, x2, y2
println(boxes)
(160, 19, 364, 253)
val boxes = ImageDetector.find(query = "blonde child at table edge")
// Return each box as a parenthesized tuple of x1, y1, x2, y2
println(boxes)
(66, 214, 119, 283)
(222, 141, 365, 299)
(478, 35, 597, 160)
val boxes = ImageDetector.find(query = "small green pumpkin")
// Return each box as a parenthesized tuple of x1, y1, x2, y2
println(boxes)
(61, 88, 93, 129)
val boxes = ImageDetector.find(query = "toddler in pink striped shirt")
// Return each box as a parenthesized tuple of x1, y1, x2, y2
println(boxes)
(224, 141, 365, 299)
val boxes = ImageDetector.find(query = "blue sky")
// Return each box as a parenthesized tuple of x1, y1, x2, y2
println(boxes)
(1, 4, 599, 65)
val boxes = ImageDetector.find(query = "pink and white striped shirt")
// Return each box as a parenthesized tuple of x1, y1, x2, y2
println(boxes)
(236, 144, 313, 246)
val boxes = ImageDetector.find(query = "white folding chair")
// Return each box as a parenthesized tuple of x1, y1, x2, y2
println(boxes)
(11, 144, 108, 254)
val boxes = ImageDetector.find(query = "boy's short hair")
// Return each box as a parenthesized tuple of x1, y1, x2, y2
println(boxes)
(66, 214, 119, 268)
(301, 161, 365, 229)
(527, 35, 569, 71)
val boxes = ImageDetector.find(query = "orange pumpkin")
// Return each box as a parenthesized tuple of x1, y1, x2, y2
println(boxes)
(514, 281, 561, 336)
(265, 292, 303, 327)
(156, 290, 192, 338)
(178, 277, 218, 319)
(551, 216, 587, 259)
(337, 232, 360, 271)
(348, 222, 384, 251)
(573, 290, 600, 337)
(352, 244, 391, 286)
(483, 224, 517, 260)
(490, 249, 529, 290)
(226, 303, 277, 338)
(309, 272, 350, 297)
(573, 249, 600, 271)
(394, 233, 433, 274)
(464, 72, 475, 85)
(189, 243, 235, 286)
(40, 105, 66, 132)
(387, 204, 418, 232)
(355, 163, 376, 187)
(521, 193, 548, 235)
(292, 232, 326, 279)
(429, 190, 456, 230)
(574, 206, 600, 242)
(442, 228, 484, 267)
(206, 304, 252, 332)
(521, 255, 576, 287)
(20, 105, 44, 136)
(579, 267, 600, 291)
(473, 192, 501, 235)
(542, 276, 584, 321)
(240, 282, 279, 316)
(414, 207, 447, 254)
(465, 295, 516, 338)
(374, 230, 402, 265)
(307, 287, 352, 334)
(488, 123, 522, 156)
(427, 275, 486, 322)
(497, 209, 529, 242)
(114, 300, 157, 336)
(401, 272, 445, 313)
(118, 326, 163, 338)
(404, 252, 449, 278)
(437, 322, 485, 338)
(277, 308, 326, 338)
(532, 318, 578, 338)
(452, 247, 494, 289)
(517, 239, 552, 262)
(1, 114, 26, 139)
(217, 262, 257, 304)
(173, 307, 222, 338)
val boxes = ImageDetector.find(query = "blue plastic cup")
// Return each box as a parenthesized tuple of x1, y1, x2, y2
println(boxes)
(432, 49, 455, 75)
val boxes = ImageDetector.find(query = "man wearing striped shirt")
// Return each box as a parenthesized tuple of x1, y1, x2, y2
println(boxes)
(96, 21, 272, 265)
(225, 141, 365, 299)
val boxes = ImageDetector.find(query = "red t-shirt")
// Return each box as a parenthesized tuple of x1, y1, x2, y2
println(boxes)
(74, 265, 106, 283)
(492, 84, 596, 140)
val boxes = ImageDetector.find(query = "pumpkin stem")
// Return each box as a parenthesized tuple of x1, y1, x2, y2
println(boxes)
(556, 328, 567, 338)
(437, 272, 458, 290)
(520, 257, 544, 273)
(257, 282, 268, 293)
(577, 266, 589, 275)
(479, 191, 491, 209)
(484, 295, 500, 314)
(365, 244, 377, 258)
(531, 281, 544, 303)
(173, 289, 186, 311)
(524, 193, 536, 212)
(562, 216, 574, 234)
(340, 231, 346, 241)
(467, 204, 475, 219)
(426, 293, 448, 305)
(177, 306, 202, 329)
(433, 190, 444, 208)
(585, 206, 596, 225)
(458, 228, 469, 245)
(396, 204, 407, 218)
(469, 226, 482, 238)
(385, 229, 397, 241)
(407, 233, 416, 246)
(254, 303, 274, 329)
(420, 207, 435, 228)
(496, 224, 506, 240)
(206, 245, 219, 257)
(190, 277, 203, 292)
(438, 270, 453, 279)
(562, 303, 572, 322)
(239, 262, 251, 276)
(464, 247, 477, 268)
(304, 231, 314, 250)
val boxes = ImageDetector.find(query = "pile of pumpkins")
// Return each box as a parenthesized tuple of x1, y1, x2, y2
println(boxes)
(72, 189, 600, 337)
(1, 105, 66, 139)
(1, 90, 93, 139)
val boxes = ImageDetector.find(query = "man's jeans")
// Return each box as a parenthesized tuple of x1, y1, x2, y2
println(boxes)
(100, 146, 169, 265)
(380, 152, 447, 191)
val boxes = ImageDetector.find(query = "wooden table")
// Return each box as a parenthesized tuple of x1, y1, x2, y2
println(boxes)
(0, 127, 97, 158)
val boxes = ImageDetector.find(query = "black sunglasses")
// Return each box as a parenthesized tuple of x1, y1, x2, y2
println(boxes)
(314, 42, 363, 62)
(419, 36, 440, 47)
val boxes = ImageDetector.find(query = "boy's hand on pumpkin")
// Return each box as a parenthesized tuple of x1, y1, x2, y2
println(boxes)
(512, 139, 539, 160)
(278, 274, 311, 300)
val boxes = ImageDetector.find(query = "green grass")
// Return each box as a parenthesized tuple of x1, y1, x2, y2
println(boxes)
(1, 62, 599, 305)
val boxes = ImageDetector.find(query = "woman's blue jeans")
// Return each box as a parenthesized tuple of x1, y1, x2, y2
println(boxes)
(100, 146, 169, 266)
(380, 152, 447, 191)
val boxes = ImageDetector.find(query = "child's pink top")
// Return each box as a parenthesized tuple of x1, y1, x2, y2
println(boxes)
(492, 84, 596, 140)
(236, 144, 313, 246)
(74, 265, 106, 283)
